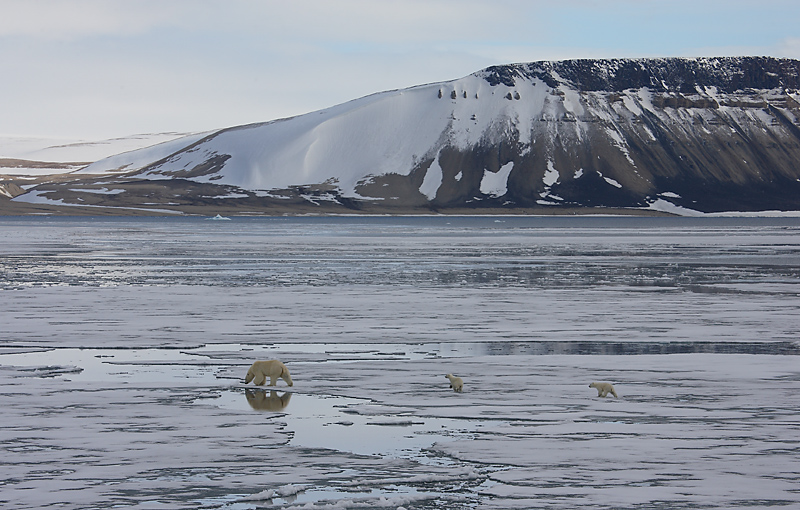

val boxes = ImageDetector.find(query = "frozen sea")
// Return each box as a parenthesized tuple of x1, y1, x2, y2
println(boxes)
(1, 215, 799, 510)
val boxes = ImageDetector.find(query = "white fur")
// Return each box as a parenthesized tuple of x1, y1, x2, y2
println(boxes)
(445, 374, 463, 392)
(244, 360, 293, 387)
(589, 381, 618, 398)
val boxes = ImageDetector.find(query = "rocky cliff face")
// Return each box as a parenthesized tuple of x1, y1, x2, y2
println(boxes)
(453, 57, 800, 213)
(5, 57, 800, 215)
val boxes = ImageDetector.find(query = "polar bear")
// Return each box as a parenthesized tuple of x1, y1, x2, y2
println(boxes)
(445, 374, 463, 392)
(589, 382, 618, 398)
(245, 389, 292, 411)
(244, 360, 293, 387)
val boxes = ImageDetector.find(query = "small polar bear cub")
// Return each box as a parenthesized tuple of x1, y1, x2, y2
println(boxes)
(244, 360, 293, 387)
(589, 381, 618, 398)
(445, 374, 464, 392)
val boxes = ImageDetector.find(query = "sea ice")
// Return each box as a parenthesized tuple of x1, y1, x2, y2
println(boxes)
(0, 216, 798, 509)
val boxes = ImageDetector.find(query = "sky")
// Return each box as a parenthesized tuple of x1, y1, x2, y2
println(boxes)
(2, 0, 800, 141)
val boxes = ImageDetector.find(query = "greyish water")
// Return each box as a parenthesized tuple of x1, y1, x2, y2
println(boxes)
(1, 216, 799, 509)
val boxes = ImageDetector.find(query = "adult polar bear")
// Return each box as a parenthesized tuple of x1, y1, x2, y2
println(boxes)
(244, 360, 293, 387)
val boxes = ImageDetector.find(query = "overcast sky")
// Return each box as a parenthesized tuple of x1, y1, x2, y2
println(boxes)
(2, 0, 800, 140)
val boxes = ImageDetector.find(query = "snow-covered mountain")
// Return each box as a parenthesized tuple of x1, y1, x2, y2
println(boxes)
(5, 57, 800, 215)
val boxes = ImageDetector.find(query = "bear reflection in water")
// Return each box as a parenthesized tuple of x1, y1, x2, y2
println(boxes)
(245, 389, 292, 412)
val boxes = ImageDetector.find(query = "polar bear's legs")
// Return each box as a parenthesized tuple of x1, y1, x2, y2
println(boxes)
(253, 373, 267, 386)
(599, 386, 618, 398)
(280, 368, 293, 387)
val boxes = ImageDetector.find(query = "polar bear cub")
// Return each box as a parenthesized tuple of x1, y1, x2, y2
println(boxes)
(445, 374, 463, 392)
(589, 382, 618, 398)
(245, 360, 293, 387)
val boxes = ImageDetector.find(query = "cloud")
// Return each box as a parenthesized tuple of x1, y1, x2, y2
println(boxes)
(0, 0, 517, 44)
(2, 0, 800, 139)
(0, 0, 183, 39)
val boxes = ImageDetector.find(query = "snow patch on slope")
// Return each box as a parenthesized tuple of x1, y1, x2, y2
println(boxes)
(0, 133, 205, 166)
(543, 160, 559, 187)
(77, 132, 213, 174)
(419, 154, 443, 200)
(646, 198, 704, 216)
(480, 162, 514, 197)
